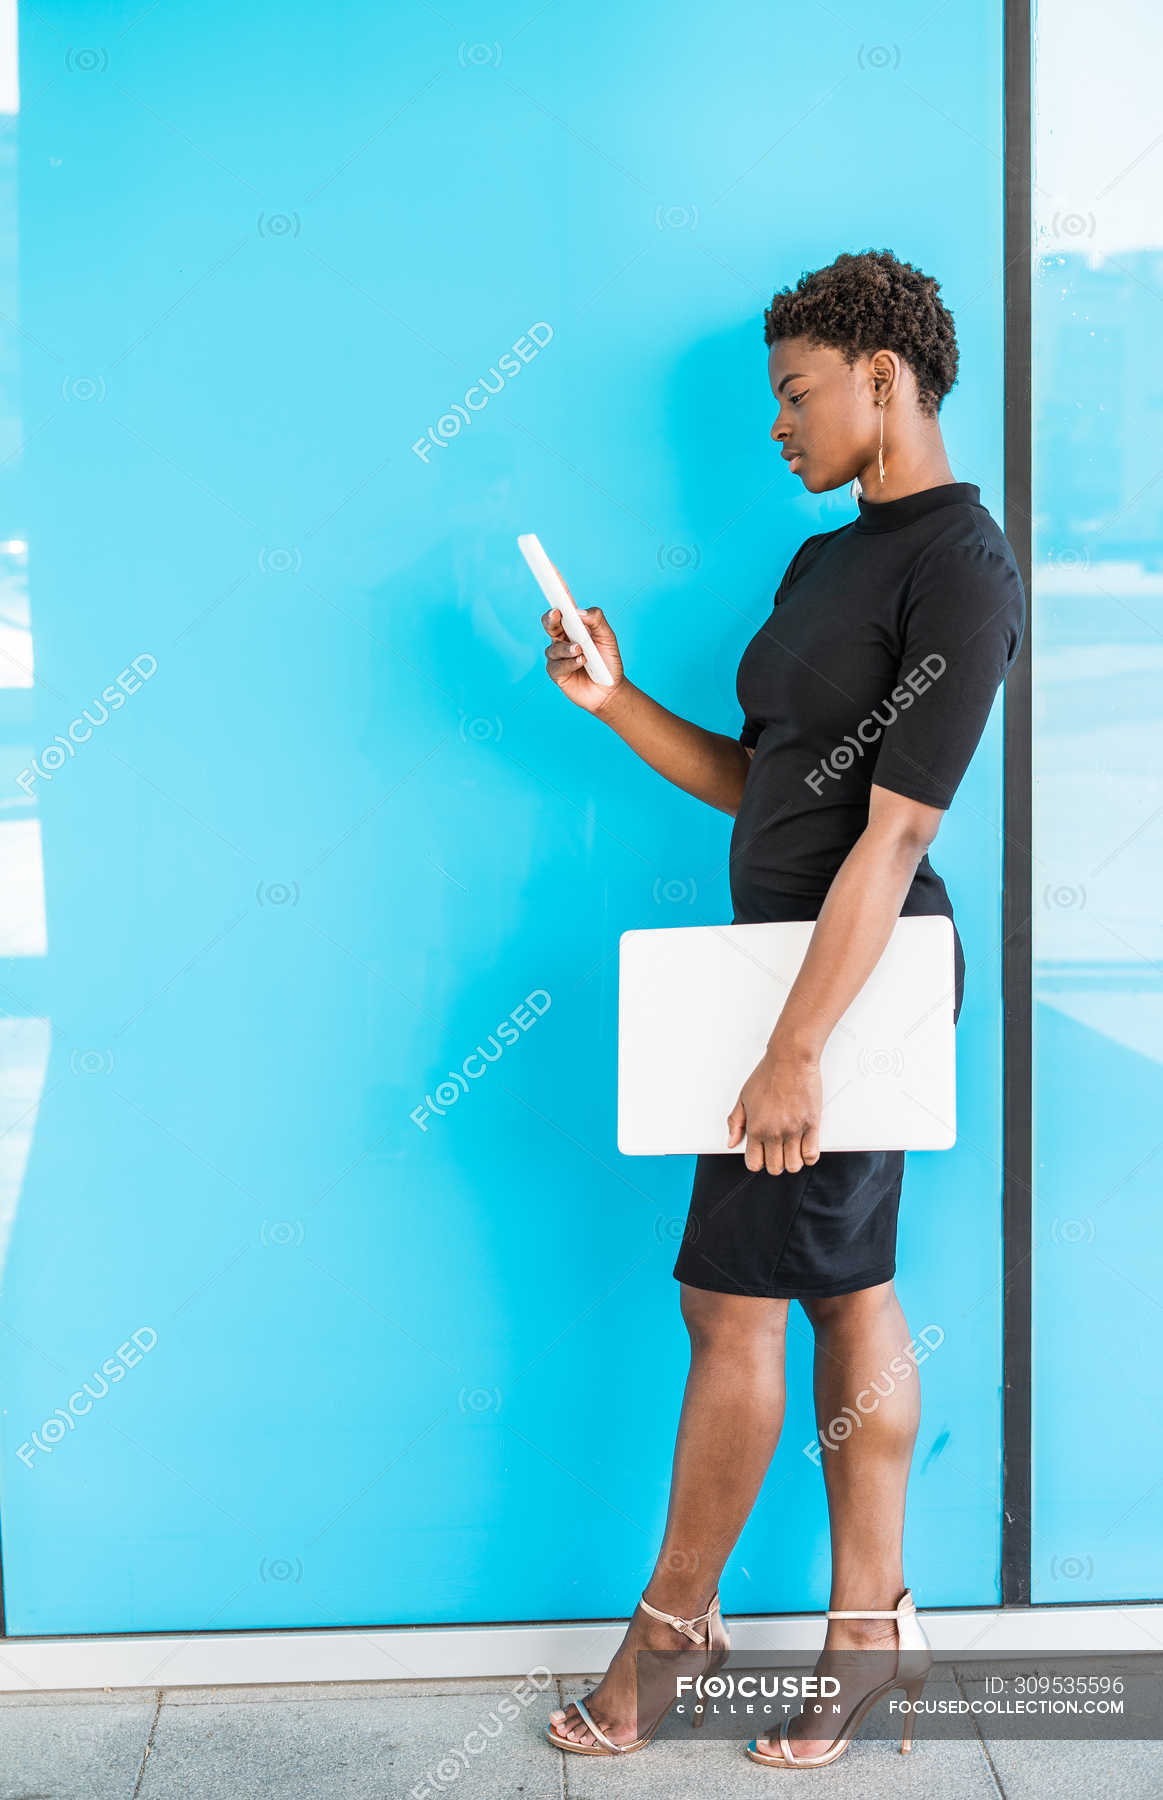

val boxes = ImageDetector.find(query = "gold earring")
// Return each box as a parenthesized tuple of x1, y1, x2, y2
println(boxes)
(878, 400, 886, 484)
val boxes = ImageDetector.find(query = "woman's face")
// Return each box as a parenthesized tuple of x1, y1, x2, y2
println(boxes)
(768, 336, 882, 495)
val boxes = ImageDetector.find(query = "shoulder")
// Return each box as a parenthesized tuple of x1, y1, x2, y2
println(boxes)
(906, 515, 1026, 643)
(891, 507, 1026, 676)
(796, 522, 852, 562)
(778, 523, 851, 593)
(915, 499, 1023, 586)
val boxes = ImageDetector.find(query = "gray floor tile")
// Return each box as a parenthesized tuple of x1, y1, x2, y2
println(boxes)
(0, 1697, 156, 1800)
(981, 1735, 1163, 1800)
(556, 1676, 1001, 1797)
(161, 1678, 520, 1705)
(11, 1679, 1160, 1800)
(138, 1692, 562, 1800)
(0, 1687, 159, 1707)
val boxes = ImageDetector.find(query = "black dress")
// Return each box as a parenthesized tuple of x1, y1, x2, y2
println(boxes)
(671, 481, 1025, 1300)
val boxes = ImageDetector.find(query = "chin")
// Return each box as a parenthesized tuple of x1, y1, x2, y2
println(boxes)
(803, 468, 852, 496)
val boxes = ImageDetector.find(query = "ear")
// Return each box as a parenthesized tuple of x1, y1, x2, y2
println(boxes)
(869, 350, 899, 404)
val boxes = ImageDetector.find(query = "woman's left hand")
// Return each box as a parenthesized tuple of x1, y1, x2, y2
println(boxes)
(727, 1035, 823, 1176)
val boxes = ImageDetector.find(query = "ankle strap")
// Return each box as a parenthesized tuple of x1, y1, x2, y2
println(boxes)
(827, 1589, 914, 1619)
(639, 1589, 720, 1644)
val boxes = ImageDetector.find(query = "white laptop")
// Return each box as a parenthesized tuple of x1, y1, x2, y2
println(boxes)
(617, 915, 956, 1155)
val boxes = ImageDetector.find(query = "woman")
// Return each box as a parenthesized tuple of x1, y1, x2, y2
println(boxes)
(543, 249, 1025, 1766)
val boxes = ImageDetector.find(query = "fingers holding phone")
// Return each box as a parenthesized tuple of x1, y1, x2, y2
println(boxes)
(542, 603, 624, 713)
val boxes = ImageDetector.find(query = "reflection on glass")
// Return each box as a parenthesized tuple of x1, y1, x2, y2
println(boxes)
(1033, 0, 1163, 1600)
(0, 0, 45, 1291)
(0, 539, 33, 686)
(0, 1018, 50, 1280)
(0, 818, 45, 954)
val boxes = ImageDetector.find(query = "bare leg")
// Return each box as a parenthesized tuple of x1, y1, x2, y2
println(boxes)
(756, 1279, 921, 1757)
(550, 1284, 789, 1746)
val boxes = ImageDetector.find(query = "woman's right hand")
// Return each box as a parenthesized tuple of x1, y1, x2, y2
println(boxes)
(541, 604, 625, 714)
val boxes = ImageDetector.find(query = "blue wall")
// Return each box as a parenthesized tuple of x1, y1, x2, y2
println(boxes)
(0, 0, 1009, 1634)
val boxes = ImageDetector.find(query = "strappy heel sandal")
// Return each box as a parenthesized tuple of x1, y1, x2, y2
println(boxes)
(746, 1587, 932, 1767)
(546, 1589, 728, 1756)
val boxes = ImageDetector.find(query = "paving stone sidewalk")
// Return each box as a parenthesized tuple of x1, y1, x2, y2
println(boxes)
(1, 1677, 1160, 1799)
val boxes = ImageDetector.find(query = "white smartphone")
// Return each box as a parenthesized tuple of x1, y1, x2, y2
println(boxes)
(517, 533, 616, 688)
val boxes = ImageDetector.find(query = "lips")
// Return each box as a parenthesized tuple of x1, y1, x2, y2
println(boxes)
(783, 450, 804, 470)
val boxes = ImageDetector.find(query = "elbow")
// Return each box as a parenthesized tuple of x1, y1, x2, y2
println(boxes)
(881, 818, 940, 870)
(723, 782, 748, 819)
(866, 817, 942, 873)
(725, 742, 753, 816)
(867, 786, 946, 866)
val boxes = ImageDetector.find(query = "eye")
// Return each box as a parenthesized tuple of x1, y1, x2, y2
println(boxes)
(790, 391, 807, 406)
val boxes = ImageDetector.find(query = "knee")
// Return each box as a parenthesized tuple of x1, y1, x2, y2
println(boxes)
(679, 1284, 787, 1354)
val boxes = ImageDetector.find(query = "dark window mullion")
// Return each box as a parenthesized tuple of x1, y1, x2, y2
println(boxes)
(1001, 0, 1034, 1610)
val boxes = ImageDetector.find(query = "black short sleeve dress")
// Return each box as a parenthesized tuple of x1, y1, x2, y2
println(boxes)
(671, 481, 1026, 1301)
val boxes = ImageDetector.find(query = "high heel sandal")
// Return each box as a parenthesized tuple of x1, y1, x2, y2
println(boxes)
(746, 1587, 932, 1767)
(546, 1589, 728, 1756)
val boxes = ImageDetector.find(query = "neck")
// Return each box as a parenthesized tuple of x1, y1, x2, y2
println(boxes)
(858, 442, 955, 501)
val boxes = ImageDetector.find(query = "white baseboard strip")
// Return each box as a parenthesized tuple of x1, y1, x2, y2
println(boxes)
(0, 1604, 1160, 1694)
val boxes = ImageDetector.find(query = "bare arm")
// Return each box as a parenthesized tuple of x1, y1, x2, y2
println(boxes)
(597, 680, 750, 814)
(542, 602, 751, 815)
(728, 784, 945, 1175)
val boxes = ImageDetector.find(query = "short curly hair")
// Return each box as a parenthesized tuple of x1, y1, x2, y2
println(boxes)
(763, 249, 959, 418)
